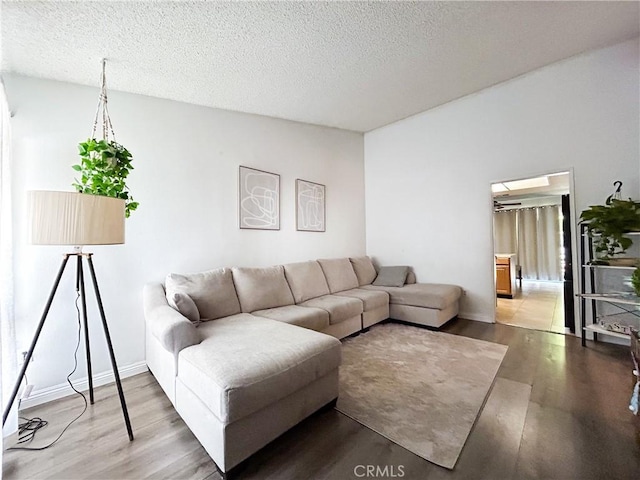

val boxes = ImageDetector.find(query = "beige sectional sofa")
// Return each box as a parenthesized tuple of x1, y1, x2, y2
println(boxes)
(143, 256, 462, 475)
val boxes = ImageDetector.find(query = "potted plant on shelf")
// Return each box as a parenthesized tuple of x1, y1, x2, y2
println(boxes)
(72, 138, 138, 218)
(580, 181, 640, 265)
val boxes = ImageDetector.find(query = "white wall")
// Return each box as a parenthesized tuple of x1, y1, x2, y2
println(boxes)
(365, 39, 640, 322)
(5, 75, 365, 395)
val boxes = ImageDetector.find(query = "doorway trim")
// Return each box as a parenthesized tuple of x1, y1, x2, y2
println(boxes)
(488, 168, 579, 336)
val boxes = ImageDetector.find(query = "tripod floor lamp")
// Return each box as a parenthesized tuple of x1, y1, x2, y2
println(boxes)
(2, 190, 133, 441)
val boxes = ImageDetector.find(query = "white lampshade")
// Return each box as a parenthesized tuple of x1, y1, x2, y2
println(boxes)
(28, 191, 125, 246)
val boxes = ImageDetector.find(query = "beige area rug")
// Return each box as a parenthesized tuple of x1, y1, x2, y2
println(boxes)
(336, 322, 508, 469)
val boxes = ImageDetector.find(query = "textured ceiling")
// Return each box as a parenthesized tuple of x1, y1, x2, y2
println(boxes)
(2, 1, 639, 132)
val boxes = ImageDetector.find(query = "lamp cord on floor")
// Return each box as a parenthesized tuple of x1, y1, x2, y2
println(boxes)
(9, 291, 88, 451)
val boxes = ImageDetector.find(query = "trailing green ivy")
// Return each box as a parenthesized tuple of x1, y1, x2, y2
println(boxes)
(580, 194, 640, 260)
(72, 138, 138, 217)
(631, 267, 640, 297)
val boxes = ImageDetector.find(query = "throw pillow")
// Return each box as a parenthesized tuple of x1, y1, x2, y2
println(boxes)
(168, 292, 201, 325)
(165, 268, 241, 320)
(372, 266, 410, 287)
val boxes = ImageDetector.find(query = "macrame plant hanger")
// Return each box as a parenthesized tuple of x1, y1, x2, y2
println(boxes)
(91, 59, 117, 142)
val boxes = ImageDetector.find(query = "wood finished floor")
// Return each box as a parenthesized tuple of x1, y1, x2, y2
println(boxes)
(3, 318, 640, 480)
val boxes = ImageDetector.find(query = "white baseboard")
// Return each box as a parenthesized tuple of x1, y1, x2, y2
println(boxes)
(19, 361, 149, 410)
(2, 431, 18, 450)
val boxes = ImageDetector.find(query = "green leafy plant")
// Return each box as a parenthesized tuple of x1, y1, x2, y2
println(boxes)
(580, 193, 640, 261)
(631, 267, 640, 297)
(72, 138, 139, 217)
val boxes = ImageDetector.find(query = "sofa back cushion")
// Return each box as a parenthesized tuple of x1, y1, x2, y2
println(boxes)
(349, 256, 378, 286)
(232, 266, 295, 312)
(165, 268, 240, 320)
(283, 261, 330, 303)
(318, 258, 359, 293)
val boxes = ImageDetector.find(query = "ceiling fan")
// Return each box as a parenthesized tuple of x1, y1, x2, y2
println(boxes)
(493, 199, 522, 210)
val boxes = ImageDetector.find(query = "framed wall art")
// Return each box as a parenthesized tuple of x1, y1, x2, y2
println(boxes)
(239, 166, 280, 230)
(296, 179, 325, 232)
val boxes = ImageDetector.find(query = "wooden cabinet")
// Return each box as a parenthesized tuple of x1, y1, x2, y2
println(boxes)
(496, 265, 511, 294)
(495, 255, 516, 298)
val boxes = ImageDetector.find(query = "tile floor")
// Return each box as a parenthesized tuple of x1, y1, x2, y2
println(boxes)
(496, 280, 568, 334)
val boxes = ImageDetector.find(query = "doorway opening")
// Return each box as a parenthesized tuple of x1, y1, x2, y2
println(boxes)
(491, 172, 574, 334)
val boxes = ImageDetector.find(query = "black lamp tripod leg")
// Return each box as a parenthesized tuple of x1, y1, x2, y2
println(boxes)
(85, 254, 134, 441)
(2, 255, 71, 427)
(76, 255, 94, 404)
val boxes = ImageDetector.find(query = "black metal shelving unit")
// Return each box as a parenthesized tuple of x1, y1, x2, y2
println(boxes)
(578, 223, 640, 347)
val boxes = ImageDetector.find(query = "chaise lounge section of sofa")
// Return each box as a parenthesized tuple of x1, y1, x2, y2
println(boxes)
(144, 266, 342, 474)
(143, 255, 462, 474)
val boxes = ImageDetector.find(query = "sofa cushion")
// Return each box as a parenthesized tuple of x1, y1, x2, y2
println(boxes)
(349, 256, 378, 286)
(167, 292, 200, 324)
(406, 271, 416, 284)
(372, 266, 410, 287)
(363, 283, 463, 310)
(318, 258, 359, 293)
(232, 266, 295, 313)
(299, 295, 363, 325)
(165, 268, 241, 320)
(252, 305, 330, 332)
(334, 288, 389, 311)
(283, 261, 330, 303)
(178, 314, 341, 424)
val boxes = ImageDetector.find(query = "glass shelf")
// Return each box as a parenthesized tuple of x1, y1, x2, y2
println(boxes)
(582, 264, 637, 270)
(578, 293, 640, 306)
(584, 324, 631, 341)
(580, 231, 640, 237)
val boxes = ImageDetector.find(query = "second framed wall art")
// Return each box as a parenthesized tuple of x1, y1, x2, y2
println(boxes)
(296, 179, 326, 232)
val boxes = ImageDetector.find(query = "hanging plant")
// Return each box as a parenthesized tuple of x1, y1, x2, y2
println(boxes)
(71, 59, 138, 218)
(580, 181, 640, 261)
(72, 139, 138, 217)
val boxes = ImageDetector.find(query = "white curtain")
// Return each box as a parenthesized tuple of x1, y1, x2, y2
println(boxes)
(519, 206, 562, 281)
(1, 79, 17, 457)
(518, 208, 538, 279)
(494, 205, 562, 281)
(536, 206, 562, 281)
(493, 209, 518, 256)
